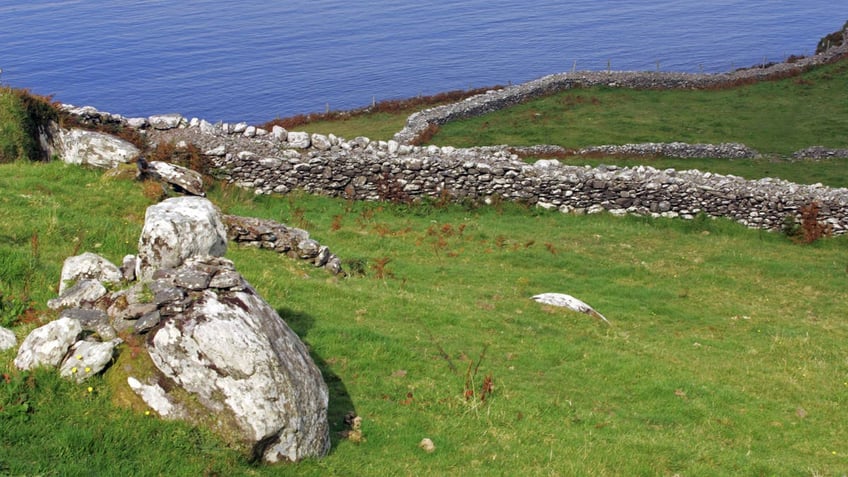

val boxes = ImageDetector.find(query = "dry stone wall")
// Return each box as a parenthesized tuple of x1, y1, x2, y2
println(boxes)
(392, 41, 848, 144)
(58, 41, 848, 235)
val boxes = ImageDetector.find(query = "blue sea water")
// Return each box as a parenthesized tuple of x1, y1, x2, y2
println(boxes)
(2, 1, 846, 123)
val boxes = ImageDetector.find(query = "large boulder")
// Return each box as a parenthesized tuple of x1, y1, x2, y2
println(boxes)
(137, 256, 331, 462)
(136, 196, 227, 279)
(53, 128, 140, 168)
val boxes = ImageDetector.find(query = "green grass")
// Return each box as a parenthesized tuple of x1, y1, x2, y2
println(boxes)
(0, 87, 33, 162)
(2, 161, 848, 475)
(428, 60, 848, 155)
(294, 111, 412, 142)
(0, 86, 57, 163)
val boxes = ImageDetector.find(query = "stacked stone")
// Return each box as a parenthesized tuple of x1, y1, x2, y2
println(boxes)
(224, 215, 344, 276)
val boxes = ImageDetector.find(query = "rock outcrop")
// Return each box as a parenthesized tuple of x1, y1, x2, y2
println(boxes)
(13, 197, 331, 463)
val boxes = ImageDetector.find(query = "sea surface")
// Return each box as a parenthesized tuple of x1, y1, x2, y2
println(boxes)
(2, 1, 847, 123)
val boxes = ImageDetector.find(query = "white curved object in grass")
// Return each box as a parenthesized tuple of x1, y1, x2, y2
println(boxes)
(531, 293, 611, 325)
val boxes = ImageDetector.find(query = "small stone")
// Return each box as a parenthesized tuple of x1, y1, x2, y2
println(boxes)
(419, 438, 435, 453)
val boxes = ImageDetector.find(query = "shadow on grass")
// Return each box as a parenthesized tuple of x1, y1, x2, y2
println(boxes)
(276, 306, 354, 453)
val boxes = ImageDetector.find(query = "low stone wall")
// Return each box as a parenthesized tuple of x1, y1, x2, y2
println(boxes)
(392, 41, 848, 145)
(53, 105, 848, 236)
(201, 138, 848, 234)
(57, 40, 848, 236)
(224, 215, 344, 275)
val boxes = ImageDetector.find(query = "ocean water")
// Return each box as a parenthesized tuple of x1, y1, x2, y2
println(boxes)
(2, 1, 846, 123)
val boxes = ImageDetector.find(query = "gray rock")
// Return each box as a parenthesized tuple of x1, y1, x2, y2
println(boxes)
(148, 113, 184, 130)
(134, 310, 161, 334)
(58, 252, 123, 295)
(146, 285, 330, 462)
(199, 120, 217, 135)
(0, 327, 16, 352)
(286, 131, 311, 149)
(14, 317, 82, 370)
(209, 269, 244, 289)
(59, 308, 117, 341)
(126, 117, 149, 128)
(59, 338, 123, 382)
(47, 279, 108, 310)
(205, 145, 227, 156)
(136, 197, 228, 279)
(53, 128, 140, 168)
(173, 267, 212, 290)
(311, 134, 332, 151)
(120, 255, 137, 282)
(144, 160, 206, 196)
(271, 125, 287, 141)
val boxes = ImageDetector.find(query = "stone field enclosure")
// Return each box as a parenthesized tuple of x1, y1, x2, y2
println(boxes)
(1, 24, 848, 476)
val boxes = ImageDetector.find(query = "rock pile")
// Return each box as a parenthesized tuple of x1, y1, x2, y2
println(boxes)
(12, 196, 331, 463)
(224, 215, 344, 276)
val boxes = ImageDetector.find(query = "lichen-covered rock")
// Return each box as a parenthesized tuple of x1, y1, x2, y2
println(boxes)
(144, 264, 330, 462)
(136, 196, 227, 279)
(58, 252, 123, 295)
(142, 160, 206, 196)
(14, 317, 82, 370)
(47, 279, 108, 310)
(53, 128, 140, 168)
(59, 338, 123, 382)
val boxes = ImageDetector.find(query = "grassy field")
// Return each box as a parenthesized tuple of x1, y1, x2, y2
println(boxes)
(428, 59, 848, 156)
(1, 161, 847, 476)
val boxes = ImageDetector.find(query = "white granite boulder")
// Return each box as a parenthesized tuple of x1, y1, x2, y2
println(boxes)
(141, 256, 331, 462)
